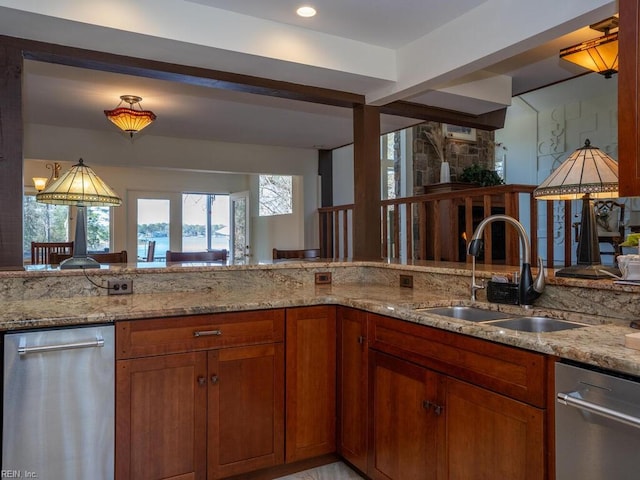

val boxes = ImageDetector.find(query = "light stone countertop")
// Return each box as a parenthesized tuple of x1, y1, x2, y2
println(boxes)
(2, 276, 640, 378)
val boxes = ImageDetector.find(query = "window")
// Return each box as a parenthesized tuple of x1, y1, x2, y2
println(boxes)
(182, 193, 230, 252)
(23, 195, 69, 259)
(87, 206, 111, 252)
(23, 195, 112, 260)
(137, 198, 170, 259)
(259, 175, 292, 216)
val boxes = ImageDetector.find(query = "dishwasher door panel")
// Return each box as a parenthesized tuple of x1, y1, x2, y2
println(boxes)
(2, 325, 114, 480)
(555, 362, 640, 480)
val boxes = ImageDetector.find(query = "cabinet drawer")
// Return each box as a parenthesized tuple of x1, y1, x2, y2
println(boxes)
(117, 309, 285, 359)
(369, 314, 548, 407)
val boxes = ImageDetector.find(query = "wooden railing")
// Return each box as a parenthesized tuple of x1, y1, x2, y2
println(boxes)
(318, 204, 353, 259)
(319, 184, 574, 268)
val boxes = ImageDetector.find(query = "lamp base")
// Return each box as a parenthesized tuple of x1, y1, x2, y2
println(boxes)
(554, 264, 620, 279)
(59, 256, 100, 270)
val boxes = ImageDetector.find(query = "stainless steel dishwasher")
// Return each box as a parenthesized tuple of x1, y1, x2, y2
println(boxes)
(2, 325, 114, 480)
(555, 361, 640, 480)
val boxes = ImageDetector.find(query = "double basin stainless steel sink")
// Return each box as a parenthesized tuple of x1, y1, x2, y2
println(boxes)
(416, 306, 589, 333)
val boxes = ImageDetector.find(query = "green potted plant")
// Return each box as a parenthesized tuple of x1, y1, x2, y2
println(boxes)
(459, 164, 504, 187)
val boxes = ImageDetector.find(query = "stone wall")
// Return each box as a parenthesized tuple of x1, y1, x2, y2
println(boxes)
(412, 122, 496, 194)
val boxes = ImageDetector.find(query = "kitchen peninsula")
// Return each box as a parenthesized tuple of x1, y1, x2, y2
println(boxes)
(4, 260, 639, 374)
(2, 260, 640, 480)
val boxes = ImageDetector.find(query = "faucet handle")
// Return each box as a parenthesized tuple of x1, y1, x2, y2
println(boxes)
(533, 257, 545, 294)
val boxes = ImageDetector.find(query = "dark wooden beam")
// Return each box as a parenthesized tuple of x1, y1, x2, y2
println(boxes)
(0, 35, 365, 109)
(618, 0, 640, 197)
(0, 43, 24, 269)
(318, 150, 333, 208)
(380, 100, 507, 131)
(352, 105, 381, 260)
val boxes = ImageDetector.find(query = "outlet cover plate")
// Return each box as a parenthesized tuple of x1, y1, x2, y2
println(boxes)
(107, 279, 133, 295)
(315, 272, 332, 284)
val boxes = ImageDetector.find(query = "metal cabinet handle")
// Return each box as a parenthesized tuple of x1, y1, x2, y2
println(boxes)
(422, 400, 444, 416)
(357, 335, 365, 345)
(197, 376, 207, 386)
(18, 334, 104, 356)
(210, 375, 219, 384)
(557, 391, 640, 429)
(193, 329, 222, 337)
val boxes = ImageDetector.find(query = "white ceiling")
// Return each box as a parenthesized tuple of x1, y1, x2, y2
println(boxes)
(184, 0, 488, 49)
(10, 1, 618, 150)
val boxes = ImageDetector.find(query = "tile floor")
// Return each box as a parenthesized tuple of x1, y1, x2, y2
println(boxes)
(274, 462, 364, 480)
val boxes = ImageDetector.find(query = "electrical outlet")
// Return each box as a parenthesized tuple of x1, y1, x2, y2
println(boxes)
(315, 272, 332, 284)
(107, 279, 133, 295)
(399, 274, 414, 288)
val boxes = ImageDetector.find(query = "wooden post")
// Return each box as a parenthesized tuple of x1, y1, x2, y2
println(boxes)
(352, 105, 381, 259)
(0, 43, 24, 269)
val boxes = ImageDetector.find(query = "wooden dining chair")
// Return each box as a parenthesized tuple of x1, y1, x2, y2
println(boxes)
(138, 240, 156, 262)
(165, 249, 228, 262)
(30, 241, 74, 265)
(50, 250, 128, 265)
(272, 248, 321, 260)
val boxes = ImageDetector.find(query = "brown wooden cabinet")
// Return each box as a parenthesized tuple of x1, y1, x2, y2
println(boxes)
(116, 351, 208, 480)
(207, 343, 284, 478)
(285, 305, 337, 463)
(444, 377, 544, 480)
(367, 312, 548, 480)
(116, 310, 285, 480)
(337, 306, 368, 473)
(369, 350, 444, 480)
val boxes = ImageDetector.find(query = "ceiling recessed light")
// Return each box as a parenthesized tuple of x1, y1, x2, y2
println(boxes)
(296, 6, 316, 18)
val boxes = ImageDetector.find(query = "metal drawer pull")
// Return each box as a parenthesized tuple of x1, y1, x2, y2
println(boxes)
(193, 329, 222, 337)
(197, 376, 207, 386)
(18, 334, 104, 356)
(557, 391, 640, 429)
(422, 400, 444, 416)
(211, 375, 219, 384)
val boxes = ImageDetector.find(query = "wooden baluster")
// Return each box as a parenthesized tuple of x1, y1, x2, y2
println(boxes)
(393, 205, 400, 259)
(504, 191, 519, 266)
(546, 201, 554, 269)
(419, 200, 427, 260)
(530, 194, 538, 265)
(464, 197, 473, 263)
(342, 209, 349, 259)
(483, 194, 493, 264)
(564, 199, 572, 267)
(405, 202, 413, 260)
(433, 199, 441, 261)
(382, 205, 389, 258)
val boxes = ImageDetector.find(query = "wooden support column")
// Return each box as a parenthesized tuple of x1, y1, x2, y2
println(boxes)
(619, 0, 640, 196)
(0, 44, 24, 269)
(353, 105, 381, 259)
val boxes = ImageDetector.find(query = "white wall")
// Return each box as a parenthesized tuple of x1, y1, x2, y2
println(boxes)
(24, 124, 319, 260)
(250, 175, 305, 260)
(496, 74, 618, 265)
(332, 144, 355, 205)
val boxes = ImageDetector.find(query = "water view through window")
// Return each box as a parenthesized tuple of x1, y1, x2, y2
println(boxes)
(136, 195, 230, 260)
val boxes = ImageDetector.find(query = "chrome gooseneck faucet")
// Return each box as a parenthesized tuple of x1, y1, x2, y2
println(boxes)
(467, 214, 545, 307)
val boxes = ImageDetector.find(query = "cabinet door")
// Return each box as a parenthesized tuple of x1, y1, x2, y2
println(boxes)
(208, 343, 285, 479)
(285, 305, 337, 462)
(369, 351, 443, 480)
(444, 377, 545, 480)
(337, 307, 368, 473)
(116, 352, 208, 480)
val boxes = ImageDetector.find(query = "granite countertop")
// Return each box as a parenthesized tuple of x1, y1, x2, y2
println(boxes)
(2, 278, 640, 378)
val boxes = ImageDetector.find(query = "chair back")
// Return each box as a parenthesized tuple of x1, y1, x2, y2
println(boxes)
(145, 241, 156, 262)
(594, 200, 625, 238)
(272, 248, 321, 260)
(165, 250, 228, 262)
(31, 241, 74, 265)
(50, 250, 128, 265)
